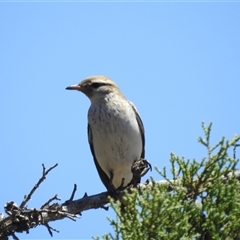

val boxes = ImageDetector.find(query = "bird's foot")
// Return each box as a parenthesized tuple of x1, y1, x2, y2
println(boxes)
(132, 158, 152, 178)
(130, 158, 152, 188)
(117, 177, 125, 191)
(107, 182, 120, 200)
(108, 172, 125, 200)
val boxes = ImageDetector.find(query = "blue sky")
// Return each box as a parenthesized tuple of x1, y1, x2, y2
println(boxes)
(1, 2, 240, 239)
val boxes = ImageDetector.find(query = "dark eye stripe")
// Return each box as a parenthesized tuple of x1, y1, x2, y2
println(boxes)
(91, 82, 111, 89)
(91, 82, 101, 88)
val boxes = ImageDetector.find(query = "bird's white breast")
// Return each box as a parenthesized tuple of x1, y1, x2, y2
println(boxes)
(88, 94, 142, 188)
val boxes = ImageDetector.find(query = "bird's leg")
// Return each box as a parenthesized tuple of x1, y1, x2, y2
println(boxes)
(107, 171, 118, 199)
(107, 172, 126, 199)
(130, 158, 152, 188)
(133, 158, 152, 178)
(120, 178, 125, 188)
(139, 159, 152, 177)
(117, 177, 125, 191)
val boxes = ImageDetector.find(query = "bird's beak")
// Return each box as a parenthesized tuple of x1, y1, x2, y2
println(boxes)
(65, 84, 82, 91)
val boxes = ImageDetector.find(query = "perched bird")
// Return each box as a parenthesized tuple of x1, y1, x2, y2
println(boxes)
(66, 76, 145, 194)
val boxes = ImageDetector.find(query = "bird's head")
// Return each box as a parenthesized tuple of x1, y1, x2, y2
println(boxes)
(66, 76, 121, 101)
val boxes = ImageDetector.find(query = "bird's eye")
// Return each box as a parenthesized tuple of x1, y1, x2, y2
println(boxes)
(91, 82, 101, 89)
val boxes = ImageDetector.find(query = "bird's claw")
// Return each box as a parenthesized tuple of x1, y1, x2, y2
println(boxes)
(132, 158, 152, 178)
(128, 158, 152, 188)
(108, 172, 125, 199)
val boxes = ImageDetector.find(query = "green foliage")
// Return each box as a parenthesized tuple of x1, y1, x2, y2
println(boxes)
(95, 123, 240, 240)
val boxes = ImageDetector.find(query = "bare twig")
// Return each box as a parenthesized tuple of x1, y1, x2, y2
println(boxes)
(20, 163, 58, 209)
(82, 192, 88, 198)
(43, 223, 59, 237)
(12, 232, 19, 240)
(69, 184, 77, 202)
(1, 164, 240, 239)
(41, 194, 61, 209)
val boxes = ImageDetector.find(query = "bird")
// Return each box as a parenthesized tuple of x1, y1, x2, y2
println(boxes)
(66, 76, 145, 194)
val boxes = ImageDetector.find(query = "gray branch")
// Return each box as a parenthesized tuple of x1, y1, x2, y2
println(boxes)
(1, 164, 240, 239)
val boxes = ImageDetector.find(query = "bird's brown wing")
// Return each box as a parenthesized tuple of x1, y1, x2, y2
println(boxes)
(129, 101, 145, 158)
(87, 124, 110, 190)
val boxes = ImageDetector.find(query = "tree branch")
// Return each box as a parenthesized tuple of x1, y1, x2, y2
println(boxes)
(1, 162, 240, 239)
